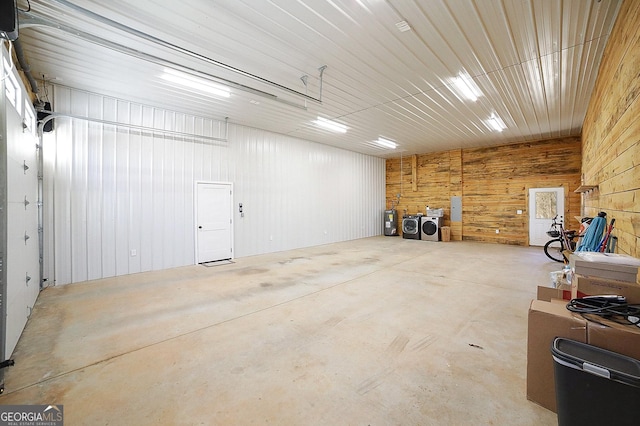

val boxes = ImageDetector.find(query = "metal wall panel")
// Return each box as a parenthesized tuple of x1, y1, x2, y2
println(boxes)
(45, 86, 385, 285)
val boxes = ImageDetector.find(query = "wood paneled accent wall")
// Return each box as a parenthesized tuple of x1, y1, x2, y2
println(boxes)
(385, 137, 582, 245)
(582, 0, 640, 257)
(386, 150, 462, 240)
(462, 138, 581, 244)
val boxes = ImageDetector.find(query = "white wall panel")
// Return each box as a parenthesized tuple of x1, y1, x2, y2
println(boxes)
(228, 124, 386, 257)
(128, 103, 143, 275)
(45, 87, 385, 285)
(138, 107, 152, 273)
(85, 95, 103, 280)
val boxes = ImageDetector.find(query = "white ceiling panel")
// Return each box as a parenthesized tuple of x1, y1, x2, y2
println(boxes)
(11, 0, 622, 158)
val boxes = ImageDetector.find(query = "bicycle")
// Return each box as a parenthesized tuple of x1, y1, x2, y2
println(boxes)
(543, 215, 579, 263)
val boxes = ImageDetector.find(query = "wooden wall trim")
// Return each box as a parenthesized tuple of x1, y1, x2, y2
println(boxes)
(411, 154, 418, 192)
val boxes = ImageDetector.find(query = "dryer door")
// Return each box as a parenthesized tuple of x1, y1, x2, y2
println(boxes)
(422, 219, 437, 236)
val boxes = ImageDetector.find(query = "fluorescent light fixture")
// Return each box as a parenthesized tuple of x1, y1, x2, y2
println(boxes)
(374, 137, 397, 149)
(161, 68, 230, 98)
(485, 114, 506, 132)
(313, 117, 348, 133)
(450, 72, 482, 102)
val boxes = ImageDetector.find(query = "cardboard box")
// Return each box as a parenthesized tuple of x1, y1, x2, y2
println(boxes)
(527, 297, 640, 414)
(527, 300, 587, 412)
(537, 284, 572, 302)
(587, 319, 640, 361)
(570, 252, 640, 283)
(571, 274, 640, 303)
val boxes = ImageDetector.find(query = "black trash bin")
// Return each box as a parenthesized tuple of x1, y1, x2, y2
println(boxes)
(551, 337, 640, 426)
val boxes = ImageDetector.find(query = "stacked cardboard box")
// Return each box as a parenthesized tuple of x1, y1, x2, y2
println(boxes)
(572, 274, 640, 302)
(569, 252, 640, 302)
(527, 253, 640, 412)
(527, 299, 587, 412)
(527, 297, 640, 412)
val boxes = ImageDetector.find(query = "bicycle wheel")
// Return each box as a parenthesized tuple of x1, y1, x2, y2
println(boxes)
(544, 238, 565, 262)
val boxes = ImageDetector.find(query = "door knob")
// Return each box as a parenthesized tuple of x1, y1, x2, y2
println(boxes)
(198, 226, 202, 229)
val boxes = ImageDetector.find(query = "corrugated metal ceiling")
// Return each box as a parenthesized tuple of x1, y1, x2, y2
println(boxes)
(14, 0, 621, 158)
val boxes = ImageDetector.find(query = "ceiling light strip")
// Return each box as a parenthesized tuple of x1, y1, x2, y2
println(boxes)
(375, 137, 397, 149)
(313, 117, 347, 133)
(451, 72, 482, 102)
(485, 114, 506, 132)
(161, 68, 230, 98)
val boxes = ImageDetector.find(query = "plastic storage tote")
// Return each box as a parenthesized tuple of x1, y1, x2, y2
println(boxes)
(551, 337, 640, 426)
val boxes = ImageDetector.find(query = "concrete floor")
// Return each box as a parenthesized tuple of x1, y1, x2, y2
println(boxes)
(1, 237, 559, 425)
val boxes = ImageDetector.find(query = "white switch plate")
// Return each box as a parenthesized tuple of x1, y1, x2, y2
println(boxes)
(130, 249, 137, 256)
(495, 229, 500, 234)
(517, 210, 523, 215)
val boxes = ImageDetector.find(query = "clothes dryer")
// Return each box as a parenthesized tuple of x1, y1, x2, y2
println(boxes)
(402, 215, 421, 240)
(421, 216, 442, 241)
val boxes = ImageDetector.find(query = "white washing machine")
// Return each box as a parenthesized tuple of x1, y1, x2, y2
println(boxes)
(402, 215, 421, 240)
(421, 216, 442, 241)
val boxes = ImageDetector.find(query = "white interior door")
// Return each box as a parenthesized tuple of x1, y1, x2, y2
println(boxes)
(529, 187, 565, 246)
(196, 182, 233, 263)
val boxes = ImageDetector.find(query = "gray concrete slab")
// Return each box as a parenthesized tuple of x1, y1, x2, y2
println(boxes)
(0, 237, 559, 424)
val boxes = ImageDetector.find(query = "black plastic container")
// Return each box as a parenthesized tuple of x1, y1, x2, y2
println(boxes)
(551, 337, 640, 426)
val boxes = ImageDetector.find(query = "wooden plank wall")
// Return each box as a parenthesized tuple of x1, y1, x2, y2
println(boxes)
(385, 137, 582, 245)
(386, 150, 460, 239)
(462, 138, 581, 245)
(581, 0, 640, 257)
